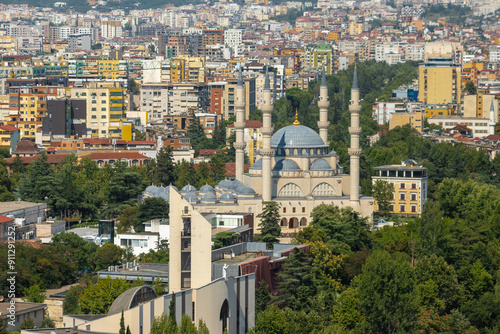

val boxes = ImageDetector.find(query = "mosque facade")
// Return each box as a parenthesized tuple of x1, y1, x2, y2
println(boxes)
(145, 66, 374, 235)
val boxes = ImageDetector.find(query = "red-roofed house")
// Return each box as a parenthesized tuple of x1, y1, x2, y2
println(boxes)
(0, 215, 15, 242)
(82, 152, 150, 167)
(5, 153, 71, 170)
(12, 138, 42, 157)
(227, 120, 263, 165)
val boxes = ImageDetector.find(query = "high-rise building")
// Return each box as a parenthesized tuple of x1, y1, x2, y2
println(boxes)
(101, 21, 122, 39)
(418, 57, 462, 106)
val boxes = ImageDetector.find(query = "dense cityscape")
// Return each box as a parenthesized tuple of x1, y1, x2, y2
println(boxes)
(0, 0, 499, 333)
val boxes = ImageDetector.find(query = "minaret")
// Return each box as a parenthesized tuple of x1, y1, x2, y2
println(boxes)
(261, 66, 274, 202)
(234, 64, 246, 182)
(489, 99, 496, 135)
(318, 66, 329, 145)
(349, 65, 361, 210)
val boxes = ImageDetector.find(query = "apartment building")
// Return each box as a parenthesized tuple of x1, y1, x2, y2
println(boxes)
(140, 83, 208, 122)
(7, 85, 60, 140)
(372, 160, 428, 217)
(66, 82, 127, 138)
(101, 21, 122, 39)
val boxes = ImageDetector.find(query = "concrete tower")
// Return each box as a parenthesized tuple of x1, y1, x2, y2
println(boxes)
(489, 99, 496, 135)
(234, 64, 246, 182)
(349, 65, 361, 209)
(261, 66, 274, 201)
(318, 66, 330, 145)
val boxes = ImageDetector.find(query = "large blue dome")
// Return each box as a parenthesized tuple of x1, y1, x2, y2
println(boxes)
(271, 125, 327, 149)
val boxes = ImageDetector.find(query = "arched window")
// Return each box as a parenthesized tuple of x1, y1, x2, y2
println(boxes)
(220, 299, 229, 333)
(278, 183, 303, 197)
(300, 218, 307, 226)
(280, 218, 287, 227)
(312, 183, 335, 197)
(288, 218, 299, 229)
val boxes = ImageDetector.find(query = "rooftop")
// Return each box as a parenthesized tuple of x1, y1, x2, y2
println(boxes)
(0, 201, 46, 214)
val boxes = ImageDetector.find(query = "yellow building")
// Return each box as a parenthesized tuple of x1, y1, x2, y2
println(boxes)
(372, 160, 428, 217)
(389, 110, 425, 132)
(66, 82, 127, 138)
(349, 21, 364, 36)
(302, 43, 334, 74)
(327, 31, 340, 42)
(221, 77, 255, 120)
(425, 104, 454, 118)
(463, 94, 498, 122)
(98, 60, 127, 79)
(170, 55, 206, 83)
(418, 58, 461, 105)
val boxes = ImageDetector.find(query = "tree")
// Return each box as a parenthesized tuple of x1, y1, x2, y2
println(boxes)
(372, 180, 394, 216)
(212, 231, 238, 249)
(275, 249, 317, 311)
(18, 152, 56, 203)
(153, 146, 175, 186)
(135, 197, 169, 232)
(118, 206, 138, 233)
(464, 81, 477, 95)
(255, 281, 271, 314)
(354, 250, 418, 333)
(310, 204, 371, 252)
(174, 159, 197, 189)
(256, 201, 281, 248)
(419, 200, 446, 256)
(79, 277, 131, 314)
(20, 317, 35, 329)
(128, 78, 140, 95)
(126, 326, 132, 334)
(120, 310, 126, 334)
(40, 316, 56, 328)
(0, 319, 8, 334)
(24, 284, 46, 303)
(51, 231, 98, 273)
(94, 243, 123, 271)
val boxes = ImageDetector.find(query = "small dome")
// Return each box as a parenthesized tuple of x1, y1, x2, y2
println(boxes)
(271, 125, 327, 149)
(199, 184, 215, 193)
(235, 185, 256, 195)
(200, 193, 217, 203)
(310, 158, 333, 171)
(250, 159, 262, 170)
(171, 185, 179, 191)
(220, 193, 237, 203)
(218, 179, 231, 189)
(181, 184, 197, 193)
(183, 193, 199, 203)
(227, 179, 242, 190)
(273, 159, 301, 172)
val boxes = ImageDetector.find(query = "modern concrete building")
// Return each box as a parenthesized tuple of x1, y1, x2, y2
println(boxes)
(372, 160, 428, 217)
(67, 33, 91, 52)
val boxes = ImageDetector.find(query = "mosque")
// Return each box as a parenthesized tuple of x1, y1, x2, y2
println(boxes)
(145, 66, 374, 234)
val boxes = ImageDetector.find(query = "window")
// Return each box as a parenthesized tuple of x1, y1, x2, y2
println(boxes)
(283, 208, 286, 213)
(400, 204, 405, 212)
(92, 107, 96, 111)
(102, 108, 107, 111)
(411, 183, 416, 189)
(91, 115, 97, 119)
(400, 193, 405, 201)
(389, 204, 394, 212)
(292, 207, 296, 213)
(302, 207, 305, 213)
(411, 193, 417, 201)
(411, 205, 417, 213)
(101, 115, 106, 118)
(400, 183, 405, 189)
